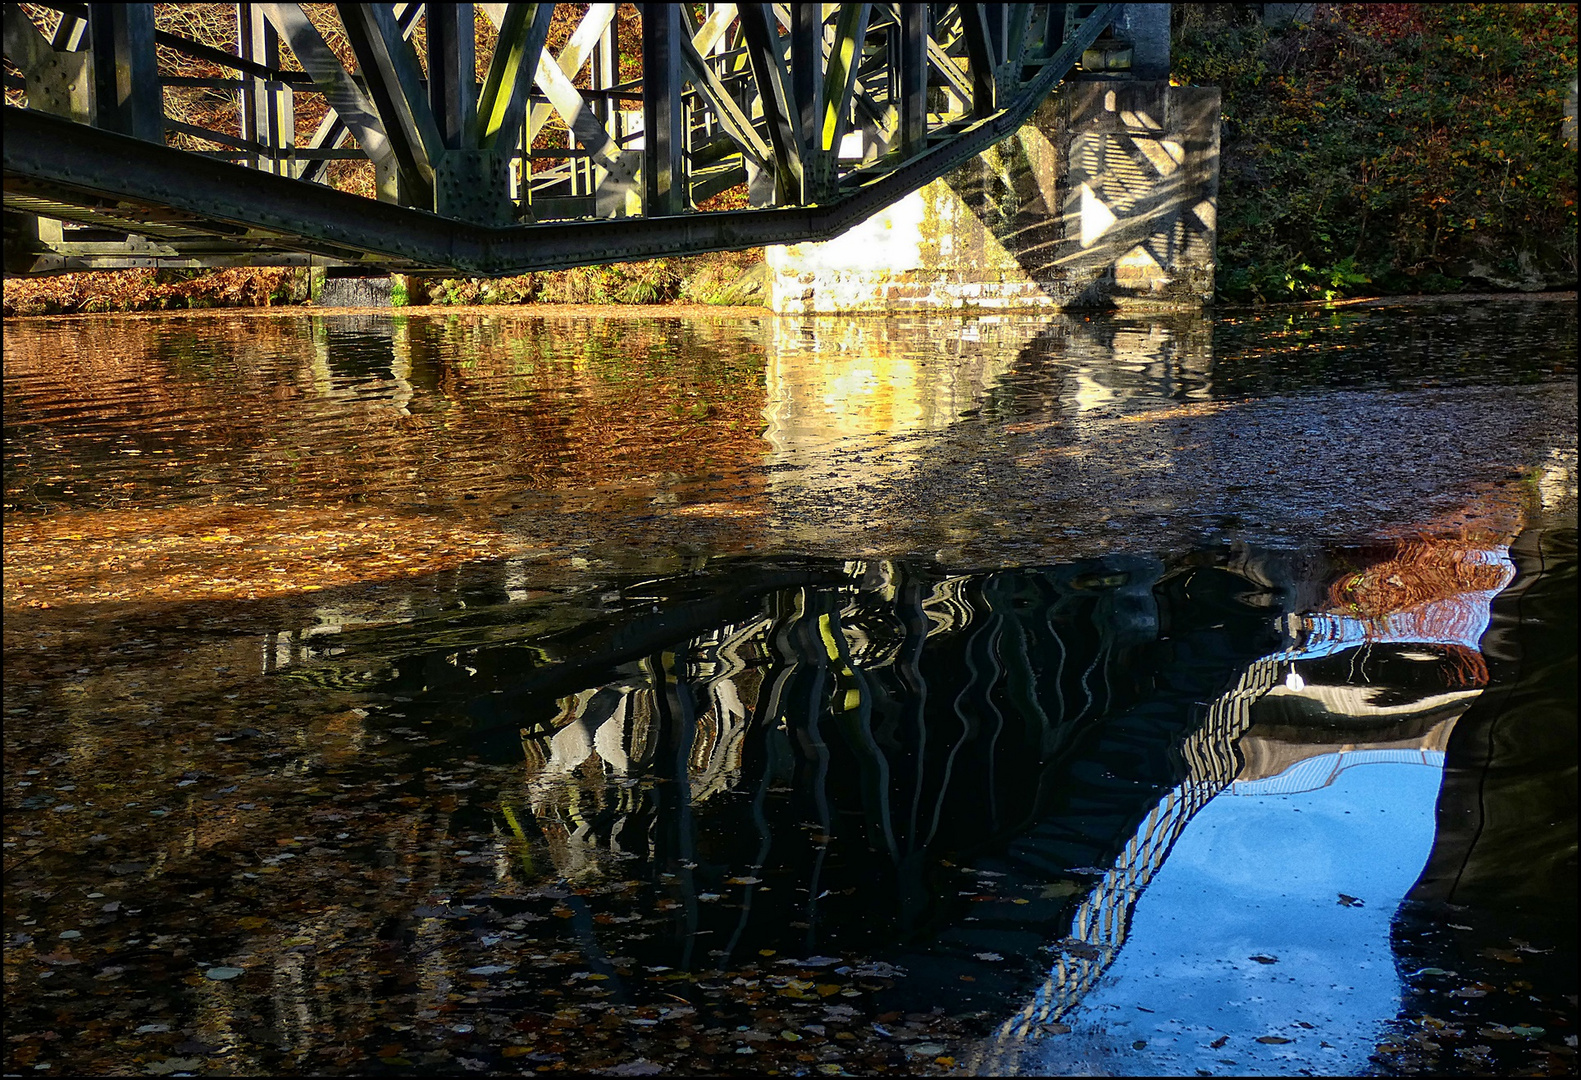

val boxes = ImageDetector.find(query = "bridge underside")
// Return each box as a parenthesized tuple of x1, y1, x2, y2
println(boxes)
(3, 3, 1121, 277)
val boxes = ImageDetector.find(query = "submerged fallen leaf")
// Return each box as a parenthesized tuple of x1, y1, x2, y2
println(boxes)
(1480, 948, 1523, 963)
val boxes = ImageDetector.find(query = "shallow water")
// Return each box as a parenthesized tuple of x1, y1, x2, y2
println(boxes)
(3, 301, 1576, 1076)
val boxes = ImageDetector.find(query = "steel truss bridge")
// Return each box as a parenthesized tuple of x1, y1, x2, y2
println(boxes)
(2, 2, 1128, 277)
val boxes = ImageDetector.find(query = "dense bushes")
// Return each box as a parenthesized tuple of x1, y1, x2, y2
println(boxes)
(1, 267, 308, 316)
(1, 252, 766, 317)
(1175, 3, 1578, 301)
(415, 249, 764, 307)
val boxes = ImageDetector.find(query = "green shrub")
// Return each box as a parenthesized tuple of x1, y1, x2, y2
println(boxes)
(1175, 3, 1578, 301)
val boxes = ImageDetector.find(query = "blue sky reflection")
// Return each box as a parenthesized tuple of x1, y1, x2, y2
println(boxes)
(1026, 759, 1446, 1076)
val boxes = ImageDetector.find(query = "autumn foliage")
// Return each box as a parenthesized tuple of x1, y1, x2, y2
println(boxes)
(1174, 2, 1578, 301)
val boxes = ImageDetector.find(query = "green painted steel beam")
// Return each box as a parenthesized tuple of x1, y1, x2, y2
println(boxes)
(737, 2, 804, 204)
(476, 2, 556, 151)
(819, 2, 870, 153)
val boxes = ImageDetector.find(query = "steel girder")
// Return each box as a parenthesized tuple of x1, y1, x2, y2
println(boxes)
(3, 3, 1121, 276)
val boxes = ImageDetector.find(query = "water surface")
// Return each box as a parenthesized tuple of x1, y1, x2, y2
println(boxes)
(3, 301, 1575, 1076)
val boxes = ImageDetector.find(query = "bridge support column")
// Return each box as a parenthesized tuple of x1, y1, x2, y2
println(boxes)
(318, 267, 393, 308)
(767, 79, 1220, 314)
(1117, 4, 1171, 81)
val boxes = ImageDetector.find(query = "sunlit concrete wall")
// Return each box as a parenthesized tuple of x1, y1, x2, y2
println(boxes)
(768, 81, 1221, 314)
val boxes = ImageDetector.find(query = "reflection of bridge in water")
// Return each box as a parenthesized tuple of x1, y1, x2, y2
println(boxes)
(270, 533, 1513, 1024)
(981, 541, 1512, 1063)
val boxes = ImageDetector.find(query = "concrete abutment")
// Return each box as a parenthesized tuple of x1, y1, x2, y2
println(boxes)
(768, 80, 1221, 315)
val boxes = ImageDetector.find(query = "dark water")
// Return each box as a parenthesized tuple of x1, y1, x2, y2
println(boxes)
(3, 302, 1575, 1076)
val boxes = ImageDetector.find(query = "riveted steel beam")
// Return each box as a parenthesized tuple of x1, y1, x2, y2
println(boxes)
(958, 2, 998, 118)
(87, 3, 162, 141)
(737, 2, 803, 204)
(4, 6, 51, 72)
(426, 2, 475, 150)
(51, 10, 89, 52)
(525, 4, 616, 144)
(237, 4, 294, 173)
(641, 3, 685, 216)
(338, 2, 444, 195)
(258, 3, 397, 183)
(820, 3, 870, 156)
(789, 2, 822, 155)
(897, 3, 927, 155)
(678, 29, 771, 165)
(477, 3, 556, 151)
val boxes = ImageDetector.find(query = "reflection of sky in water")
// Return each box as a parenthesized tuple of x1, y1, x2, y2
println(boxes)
(1026, 760, 1444, 1076)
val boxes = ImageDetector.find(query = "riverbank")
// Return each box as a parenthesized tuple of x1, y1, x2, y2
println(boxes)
(4, 287, 1575, 323)
(1225, 288, 1578, 312)
(0, 249, 768, 318)
(0, 300, 772, 322)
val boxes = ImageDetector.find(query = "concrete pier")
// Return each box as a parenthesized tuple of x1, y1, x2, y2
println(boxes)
(768, 80, 1221, 314)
